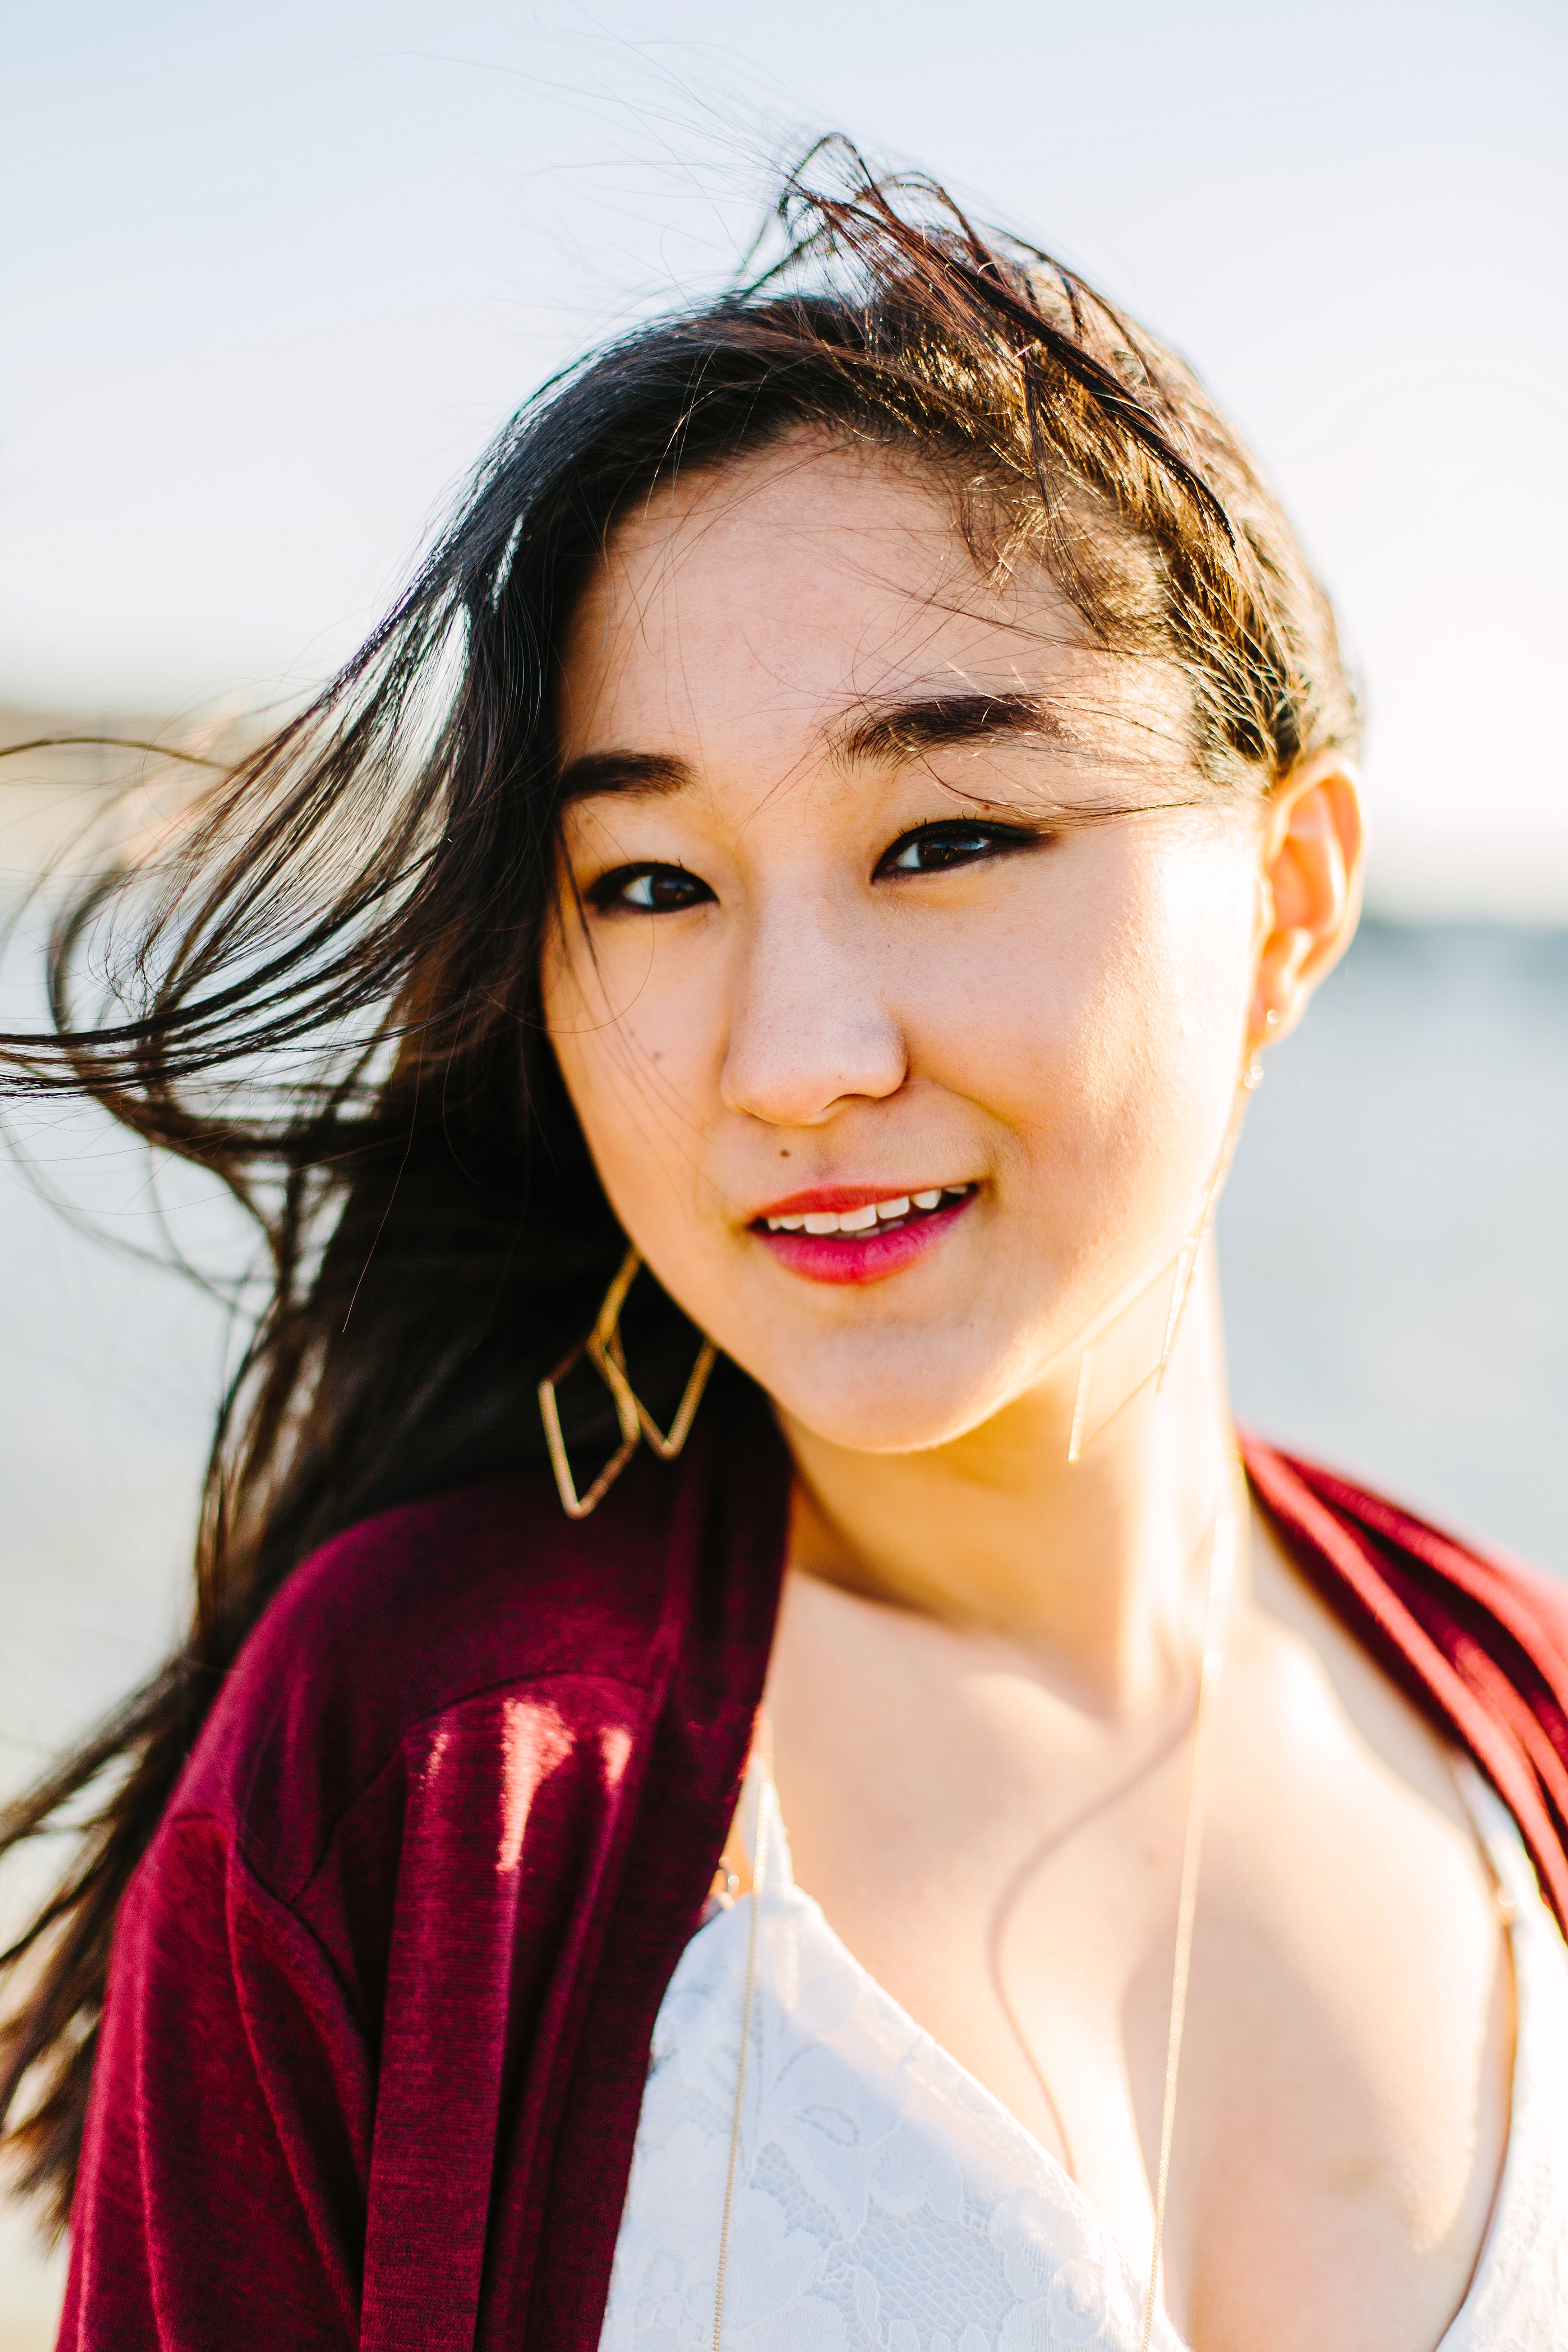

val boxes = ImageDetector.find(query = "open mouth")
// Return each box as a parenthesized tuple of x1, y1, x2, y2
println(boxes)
(755, 1185, 971, 1237)
(749, 1184, 977, 1284)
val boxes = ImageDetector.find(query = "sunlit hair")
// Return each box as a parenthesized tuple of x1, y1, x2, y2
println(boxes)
(0, 139, 1358, 2226)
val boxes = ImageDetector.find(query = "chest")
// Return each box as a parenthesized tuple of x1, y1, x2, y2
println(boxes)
(762, 1597, 1514, 2348)
(609, 1771, 1562, 2352)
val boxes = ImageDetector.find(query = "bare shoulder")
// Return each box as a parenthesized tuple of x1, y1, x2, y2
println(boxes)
(1144, 1504, 1517, 2345)
(1246, 1498, 1479, 1831)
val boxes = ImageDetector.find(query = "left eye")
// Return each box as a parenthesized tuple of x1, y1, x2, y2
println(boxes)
(877, 822, 1038, 876)
(589, 864, 715, 913)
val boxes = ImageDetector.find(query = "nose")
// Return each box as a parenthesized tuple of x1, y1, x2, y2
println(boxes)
(719, 890, 908, 1127)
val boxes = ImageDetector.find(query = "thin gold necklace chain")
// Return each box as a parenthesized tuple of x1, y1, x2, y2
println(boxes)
(1138, 1463, 1241, 2351)
(712, 1468, 1244, 2352)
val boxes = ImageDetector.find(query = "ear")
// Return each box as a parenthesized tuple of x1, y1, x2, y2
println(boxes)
(1249, 751, 1365, 1052)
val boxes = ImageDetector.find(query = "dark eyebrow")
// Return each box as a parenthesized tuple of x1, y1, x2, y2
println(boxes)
(834, 693, 1072, 767)
(556, 749, 694, 801)
(557, 694, 1069, 803)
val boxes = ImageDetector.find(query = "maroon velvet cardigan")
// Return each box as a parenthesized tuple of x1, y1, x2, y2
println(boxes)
(60, 1380, 1568, 2350)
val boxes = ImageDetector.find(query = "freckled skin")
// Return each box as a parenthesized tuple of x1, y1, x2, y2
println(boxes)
(544, 438, 1511, 2351)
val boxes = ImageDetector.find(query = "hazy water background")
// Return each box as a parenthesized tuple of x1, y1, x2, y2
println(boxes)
(1222, 918, 1568, 1571)
(1, 904, 1566, 2333)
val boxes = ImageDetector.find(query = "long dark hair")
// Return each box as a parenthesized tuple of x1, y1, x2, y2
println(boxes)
(0, 142, 1358, 2227)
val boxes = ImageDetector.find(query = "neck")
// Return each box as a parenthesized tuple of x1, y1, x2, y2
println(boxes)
(776, 1243, 1240, 1719)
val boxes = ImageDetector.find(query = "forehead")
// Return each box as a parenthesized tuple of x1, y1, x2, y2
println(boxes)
(557, 436, 1094, 759)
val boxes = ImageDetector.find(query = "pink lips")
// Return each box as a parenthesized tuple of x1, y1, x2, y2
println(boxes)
(748, 1185, 975, 1287)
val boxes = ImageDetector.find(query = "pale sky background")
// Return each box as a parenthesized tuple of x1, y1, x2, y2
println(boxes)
(3, 0, 1566, 913)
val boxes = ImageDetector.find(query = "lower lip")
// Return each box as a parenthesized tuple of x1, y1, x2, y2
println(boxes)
(752, 1193, 975, 1285)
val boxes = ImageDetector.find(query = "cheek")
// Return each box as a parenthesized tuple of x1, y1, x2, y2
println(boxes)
(540, 919, 724, 1223)
(1072, 836, 1258, 1202)
(932, 834, 1254, 1239)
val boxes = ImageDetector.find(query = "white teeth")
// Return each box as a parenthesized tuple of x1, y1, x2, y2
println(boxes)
(764, 1188, 967, 1236)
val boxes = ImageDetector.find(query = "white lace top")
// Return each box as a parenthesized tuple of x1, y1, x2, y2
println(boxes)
(600, 1766, 1568, 2351)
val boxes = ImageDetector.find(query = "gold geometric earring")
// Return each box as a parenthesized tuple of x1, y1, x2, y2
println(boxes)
(1154, 1053, 1260, 1380)
(537, 1245, 718, 1520)
(1064, 1049, 1264, 1465)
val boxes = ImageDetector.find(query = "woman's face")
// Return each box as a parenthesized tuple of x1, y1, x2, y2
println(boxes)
(543, 436, 1267, 1454)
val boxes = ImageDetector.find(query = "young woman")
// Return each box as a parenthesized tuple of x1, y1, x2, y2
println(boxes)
(3, 154, 1566, 2352)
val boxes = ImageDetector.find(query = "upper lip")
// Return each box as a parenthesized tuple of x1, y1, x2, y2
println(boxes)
(748, 1182, 968, 1224)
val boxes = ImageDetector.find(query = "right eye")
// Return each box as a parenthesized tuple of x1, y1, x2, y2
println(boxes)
(587, 863, 715, 913)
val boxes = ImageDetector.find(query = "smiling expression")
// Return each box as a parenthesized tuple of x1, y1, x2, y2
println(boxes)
(542, 436, 1267, 1455)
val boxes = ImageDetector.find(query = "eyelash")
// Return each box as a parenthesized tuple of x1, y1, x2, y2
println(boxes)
(876, 818, 1044, 877)
(586, 820, 1043, 913)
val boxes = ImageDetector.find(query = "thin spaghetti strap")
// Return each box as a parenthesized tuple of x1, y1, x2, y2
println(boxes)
(1136, 1459, 1242, 2352)
(1448, 1755, 1525, 1934)
(739, 1710, 795, 1894)
(713, 1716, 774, 2352)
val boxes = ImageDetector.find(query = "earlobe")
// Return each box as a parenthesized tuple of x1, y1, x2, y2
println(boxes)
(1250, 753, 1364, 1048)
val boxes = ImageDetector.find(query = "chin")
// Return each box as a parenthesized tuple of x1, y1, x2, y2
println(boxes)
(763, 1347, 1016, 1456)
(782, 1399, 978, 1456)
